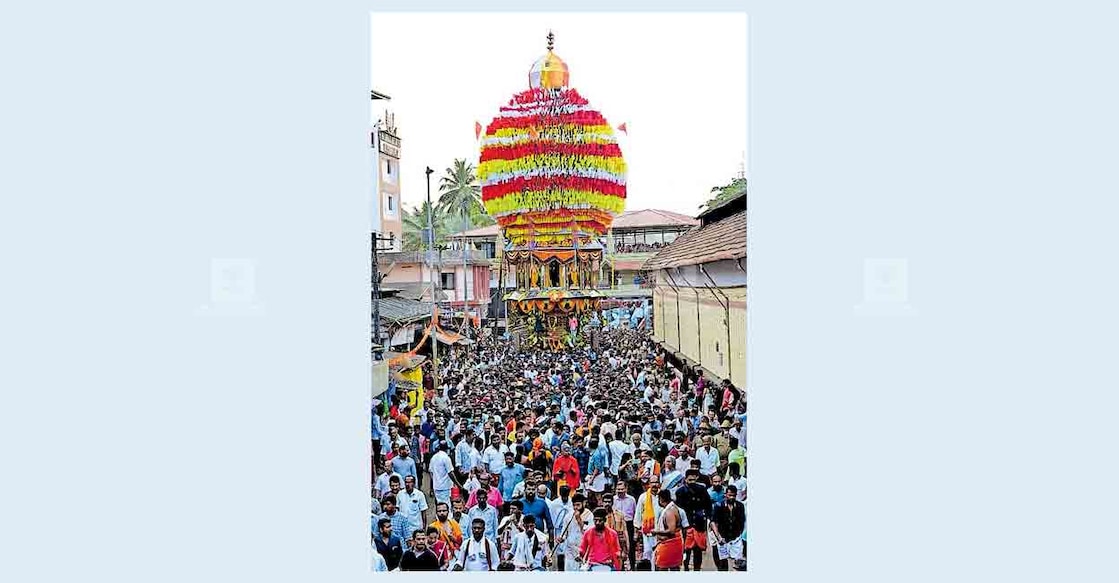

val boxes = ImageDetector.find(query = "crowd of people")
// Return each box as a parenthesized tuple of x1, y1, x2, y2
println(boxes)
(371, 326, 747, 572)
(614, 241, 670, 254)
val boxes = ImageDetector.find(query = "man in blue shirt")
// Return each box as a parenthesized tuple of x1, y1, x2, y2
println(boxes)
(498, 452, 526, 500)
(454, 428, 477, 483)
(374, 517, 404, 571)
(571, 435, 590, 481)
(466, 486, 500, 544)
(520, 486, 555, 538)
(371, 410, 387, 469)
(420, 413, 436, 440)
(376, 496, 411, 551)
(391, 444, 418, 482)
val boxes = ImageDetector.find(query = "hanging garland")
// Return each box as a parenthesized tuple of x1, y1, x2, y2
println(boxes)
(480, 86, 626, 247)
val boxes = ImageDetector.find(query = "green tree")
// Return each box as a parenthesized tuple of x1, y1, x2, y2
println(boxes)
(701, 176, 747, 212)
(401, 201, 459, 252)
(400, 204, 429, 252)
(436, 159, 493, 233)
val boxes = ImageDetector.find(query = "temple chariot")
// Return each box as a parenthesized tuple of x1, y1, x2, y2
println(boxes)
(478, 32, 627, 350)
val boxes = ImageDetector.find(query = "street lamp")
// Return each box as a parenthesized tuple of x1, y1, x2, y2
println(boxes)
(424, 166, 439, 391)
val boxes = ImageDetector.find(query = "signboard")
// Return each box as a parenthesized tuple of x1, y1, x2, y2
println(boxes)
(378, 131, 401, 159)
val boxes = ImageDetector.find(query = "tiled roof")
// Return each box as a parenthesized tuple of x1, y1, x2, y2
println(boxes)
(643, 210, 746, 270)
(612, 209, 699, 230)
(377, 296, 433, 323)
(450, 224, 501, 238)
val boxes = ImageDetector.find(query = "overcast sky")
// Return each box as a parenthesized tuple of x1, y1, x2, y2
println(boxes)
(371, 12, 747, 217)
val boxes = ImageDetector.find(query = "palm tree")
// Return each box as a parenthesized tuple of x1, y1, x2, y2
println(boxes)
(401, 201, 459, 252)
(436, 159, 483, 215)
(401, 203, 432, 252)
(436, 159, 491, 233)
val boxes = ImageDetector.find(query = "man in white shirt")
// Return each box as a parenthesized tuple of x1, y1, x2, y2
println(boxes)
(510, 514, 551, 571)
(625, 432, 644, 458)
(548, 485, 574, 570)
(607, 433, 628, 478)
(696, 435, 721, 483)
(462, 468, 482, 497)
(671, 410, 690, 436)
(467, 437, 483, 476)
(600, 417, 618, 443)
(374, 470, 402, 501)
(453, 519, 500, 571)
(635, 476, 664, 562)
(428, 442, 455, 505)
(482, 435, 507, 474)
(676, 446, 696, 475)
(396, 475, 429, 542)
(561, 493, 593, 571)
(727, 465, 747, 502)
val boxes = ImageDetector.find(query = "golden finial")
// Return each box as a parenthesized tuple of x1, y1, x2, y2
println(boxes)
(547, 30, 555, 51)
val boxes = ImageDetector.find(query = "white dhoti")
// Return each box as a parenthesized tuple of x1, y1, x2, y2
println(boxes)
(642, 534, 657, 561)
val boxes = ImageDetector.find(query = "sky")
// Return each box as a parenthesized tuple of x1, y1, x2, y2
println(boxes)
(371, 12, 747, 217)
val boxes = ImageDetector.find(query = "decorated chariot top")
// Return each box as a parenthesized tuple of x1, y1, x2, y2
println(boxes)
(479, 32, 627, 248)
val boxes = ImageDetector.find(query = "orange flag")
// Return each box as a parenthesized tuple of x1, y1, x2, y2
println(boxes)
(618, 123, 628, 135)
(475, 121, 482, 140)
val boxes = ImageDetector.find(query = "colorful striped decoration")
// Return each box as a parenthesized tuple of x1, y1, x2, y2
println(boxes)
(479, 87, 626, 246)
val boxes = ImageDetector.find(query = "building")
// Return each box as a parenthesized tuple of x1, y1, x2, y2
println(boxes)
(374, 287, 432, 350)
(376, 249, 492, 317)
(645, 190, 746, 388)
(450, 209, 699, 321)
(371, 91, 403, 252)
(606, 209, 699, 295)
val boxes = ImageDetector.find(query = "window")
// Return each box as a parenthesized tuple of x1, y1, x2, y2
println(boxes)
(387, 195, 394, 212)
(440, 272, 455, 290)
(383, 159, 397, 185)
(389, 232, 395, 249)
(663, 231, 679, 244)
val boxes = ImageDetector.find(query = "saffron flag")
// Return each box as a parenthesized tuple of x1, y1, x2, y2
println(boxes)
(475, 121, 482, 140)
(617, 123, 628, 135)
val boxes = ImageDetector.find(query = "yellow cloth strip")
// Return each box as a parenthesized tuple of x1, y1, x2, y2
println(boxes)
(483, 190, 626, 216)
(477, 154, 627, 180)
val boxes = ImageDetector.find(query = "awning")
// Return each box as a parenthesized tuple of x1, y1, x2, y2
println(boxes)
(385, 351, 427, 371)
(435, 330, 474, 345)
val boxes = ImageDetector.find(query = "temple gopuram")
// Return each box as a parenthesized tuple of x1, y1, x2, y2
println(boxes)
(478, 32, 627, 351)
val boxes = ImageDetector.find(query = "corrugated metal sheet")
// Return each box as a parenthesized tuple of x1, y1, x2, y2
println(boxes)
(378, 296, 433, 323)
